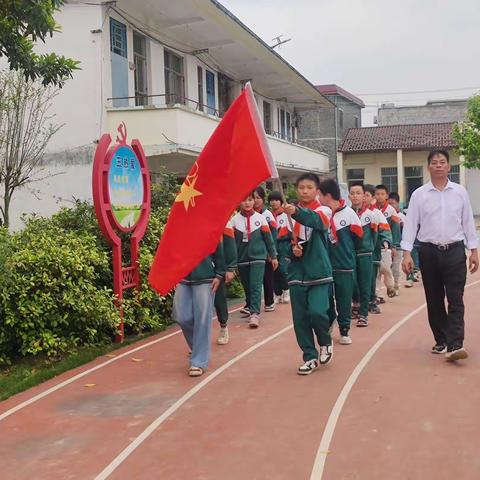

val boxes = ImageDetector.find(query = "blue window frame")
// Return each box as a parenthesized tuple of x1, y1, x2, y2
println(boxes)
(110, 18, 127, 58)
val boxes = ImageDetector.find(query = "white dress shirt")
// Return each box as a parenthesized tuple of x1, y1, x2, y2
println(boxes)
(401, 180, 478, 251)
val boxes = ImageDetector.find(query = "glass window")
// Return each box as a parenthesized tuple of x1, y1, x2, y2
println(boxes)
(347, 168, 364, 188)
(381, 167, 398, 194)
(263, 101, 272, 135)
(133, 32, 148, 106)
(110, 18, 127, 58)
(449, 164, 460, 184)
(197, 66, 204, 112)
(354, 116, 359, 128)
(286, 112, 292, 141)
(279, 108, 286, 139)
(339, 109, 344, 129)
(164, 49, 185, 105)
(404, 166, 423, 203)
(206, 70, 216, 115)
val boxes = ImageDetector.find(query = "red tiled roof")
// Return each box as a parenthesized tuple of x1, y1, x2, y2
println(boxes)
(316, 84, 365, 108)
(338, 122, 457, 153)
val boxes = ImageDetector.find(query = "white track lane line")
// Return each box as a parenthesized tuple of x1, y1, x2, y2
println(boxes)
(95, 324, 294, 480)
(310, 279, 480, 480)
(0, 306, 242, 422)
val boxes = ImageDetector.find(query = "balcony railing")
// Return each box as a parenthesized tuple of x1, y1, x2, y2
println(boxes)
(107, 93, 224, 118)
(107, 93, 301, 147)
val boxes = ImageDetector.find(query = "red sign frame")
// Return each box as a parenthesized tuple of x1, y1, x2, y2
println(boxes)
(92, 123, 151, 341)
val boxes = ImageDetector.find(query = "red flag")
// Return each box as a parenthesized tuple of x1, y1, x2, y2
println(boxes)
(148, 83, 277, 295)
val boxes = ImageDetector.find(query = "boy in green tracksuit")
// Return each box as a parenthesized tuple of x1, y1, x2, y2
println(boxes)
(284, 173, 334, 375)
(368, 185, 393, 314)
(214, 220, 237, 345)
(269, 191, 291, 304)
(231, 193, 278, 328)
(174, 243, 226, 377)
(350, 182, 378, 327)
(318, 179, 363, 344)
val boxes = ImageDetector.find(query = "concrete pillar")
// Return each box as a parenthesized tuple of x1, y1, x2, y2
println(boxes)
(337, 152, 344, 183)
(396, 149, 405, 204)
(459, 155, 467, 187)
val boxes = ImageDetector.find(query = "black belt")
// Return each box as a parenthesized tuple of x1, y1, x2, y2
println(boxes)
(418, 240, 464, 251)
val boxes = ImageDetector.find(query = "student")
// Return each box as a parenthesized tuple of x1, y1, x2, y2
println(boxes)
(319, 178, 363, 344)
(173, 243, 226, 377)
(253, 186, 278, 312)
(214, 220, 238, 345)
(349, 182, 378, 327)
(268, 191, 291, 304)
(375, 185, 401, 299)
(365, 184, 392, 314)
(388, 192, 406, 295)
(232, 193, 278, 328)
(284, 173, 334, 375)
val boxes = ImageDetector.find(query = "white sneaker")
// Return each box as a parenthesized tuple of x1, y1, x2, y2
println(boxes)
(281, 290, 290, 304)
(248, 313, 260, 328)
(405, 279, 414, 288)
(274, 294, 282, 304)
(339, 335, 352, 345)
(319, 345, 333, 365)
(297, 359, 319, 375)
(264, 304, 275, 312)
(216, 327, 229, 345)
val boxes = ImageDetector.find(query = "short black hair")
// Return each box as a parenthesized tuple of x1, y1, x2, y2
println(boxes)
(364, 184, 375, 196)
(375, 184, 389, 194)
(388, 192, 400, 202)
(254, 186, 266, 200)
(295, 172, 320, 189)
(349, 181, 364, 192)
(427, 149, 450, 164)
(319, 178, 341, 201)
(268, 191, 283, 202)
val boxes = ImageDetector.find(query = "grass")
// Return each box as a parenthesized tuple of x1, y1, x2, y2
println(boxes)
(0, 327, 170, 402)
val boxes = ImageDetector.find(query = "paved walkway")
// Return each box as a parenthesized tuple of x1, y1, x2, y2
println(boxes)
(1, 277, 480, 480)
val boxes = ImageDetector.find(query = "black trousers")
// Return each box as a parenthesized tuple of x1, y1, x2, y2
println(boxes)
(419, 244, 467, 349)
(263, 261, 275, 307)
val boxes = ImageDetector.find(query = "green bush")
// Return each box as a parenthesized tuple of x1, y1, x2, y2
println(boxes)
(0, 170, 178, 365)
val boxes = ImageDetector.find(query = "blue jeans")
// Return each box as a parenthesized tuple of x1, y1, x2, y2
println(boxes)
(173, 282, 214, 370)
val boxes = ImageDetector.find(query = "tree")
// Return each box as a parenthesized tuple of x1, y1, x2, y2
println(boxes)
(0, 0, 79, 87)
(0, 69, 61, 227)
(452, 95, 480, 169)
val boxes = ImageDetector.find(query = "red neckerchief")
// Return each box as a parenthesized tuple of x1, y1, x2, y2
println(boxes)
(254, 205, 265, 213)
(240, 209, 255, 239)
(330, 200, 346, 244)
(378, 202, 388, 213)
(357, 203, 369, 217)
(272, 207, 284, 219)
(295, 199, 321, 238)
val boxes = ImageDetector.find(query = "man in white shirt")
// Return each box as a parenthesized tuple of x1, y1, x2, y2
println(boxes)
(402, 149, 479, 361)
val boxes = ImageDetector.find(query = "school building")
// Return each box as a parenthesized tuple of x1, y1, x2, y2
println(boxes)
(337, 121, 480, 213)
(7, 0, 333, 229)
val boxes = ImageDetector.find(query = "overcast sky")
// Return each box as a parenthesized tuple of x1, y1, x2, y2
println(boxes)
(220, 0, 480, 125)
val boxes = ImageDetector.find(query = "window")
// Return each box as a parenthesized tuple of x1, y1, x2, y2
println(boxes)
(133, 32, 148, 106)
(263, 101, 272, 134)
(381, 167, 398, 194)
(279, 108, 286, 139)
(449, 164, 460, 184)
(286, 112, 292, 141)
(404, 166, 423, 203)
(110, 18, 127, 57)
(218, 73, 234, 116)
(206, 70, 216, 115)
(354, 115, 359, 128)
(197, 66, 204, 112)
(164, 49, 185, 105)
(347, 168, 365, 188)
(339, 109, 344, 129)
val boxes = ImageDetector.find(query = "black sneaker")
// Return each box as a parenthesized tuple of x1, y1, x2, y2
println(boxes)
(240, 306, 250, 317)
(369, 302, 381, 314)
(431, 344, 447, 354)
(445, 347, 468, 362)
(376, 296, 386, 305)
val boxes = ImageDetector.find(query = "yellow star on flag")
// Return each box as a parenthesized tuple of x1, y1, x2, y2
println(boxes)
(175, 176, 203, 211)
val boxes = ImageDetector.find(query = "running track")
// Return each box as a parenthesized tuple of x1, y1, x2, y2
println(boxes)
(1, 279, 479, 480)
